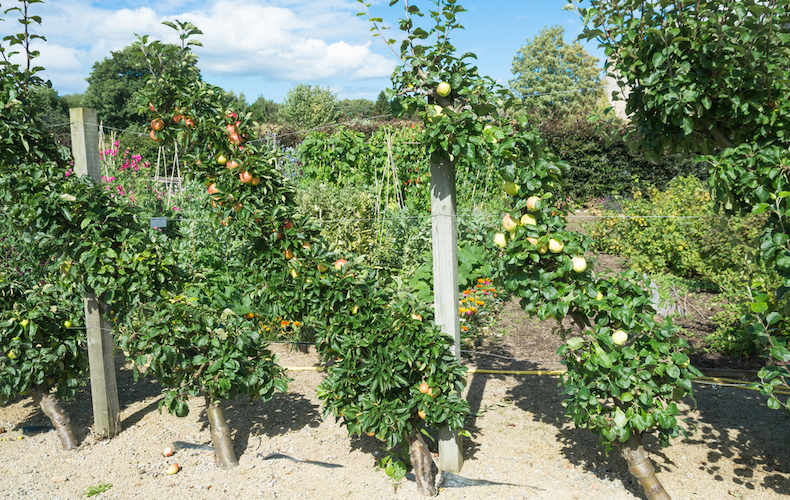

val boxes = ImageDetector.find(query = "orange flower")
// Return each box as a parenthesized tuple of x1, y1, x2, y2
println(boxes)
(294, 321, 301, 327)
(281, 320, 289, 327)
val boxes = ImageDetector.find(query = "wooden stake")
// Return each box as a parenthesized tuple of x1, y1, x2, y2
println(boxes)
(430, 150, 463, 473)
(69, 108, 120, 438)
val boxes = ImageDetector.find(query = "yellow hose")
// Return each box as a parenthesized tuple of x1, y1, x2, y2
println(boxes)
(283, 366, 790, 394)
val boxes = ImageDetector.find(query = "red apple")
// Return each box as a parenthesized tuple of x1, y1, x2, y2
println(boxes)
(184, 117, 195, 128)
(207, 183, 219, 195)
(163, 446, 174, 457)
(239, 171, 253, 184)
(334, 259, 347, 270)
(150, 129, 162, 142)
(227, 159, 239, 170)
(151, 118, 164, 131)
(173, 114, 183, 123)
(226, 123, 237, 134)
(166, 463, 179, 475)
(229, 132, 243, 146)
(284, 249, 295, 260)
(282, 220, 293, 230)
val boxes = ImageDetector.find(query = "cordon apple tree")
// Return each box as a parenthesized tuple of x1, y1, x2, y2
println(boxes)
(360, 1, 705, 498)
(569, 0, 790, 416)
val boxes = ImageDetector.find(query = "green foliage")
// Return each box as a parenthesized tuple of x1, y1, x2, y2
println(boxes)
(338, 97, 376, 119)
(249, 95, 279, 123)
(559, 318, 699, 452)
(588, 176, 718, 276)
(540, 116, 705, 200)
(119, 293, 288, 414)
(509, 25, 603, 120)
(294, 181, 379, 257)
(298, 128, 372, 186)
(573, 0, 790, 157)
(280, 83, 341, 131)
(85, 483, 112, 497)
(30, 86, 69, 125)
(574, 0, 790, 409)
(82, 45, 164, 130)
(372, 90, 391, 117)
(0, 284, 87, 405)
(491, 123, 701, 453)
(0, 3, 92, 404)
(315, 282, 469, 463)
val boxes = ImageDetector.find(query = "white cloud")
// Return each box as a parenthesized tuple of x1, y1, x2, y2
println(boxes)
(11, 0, 395, 97)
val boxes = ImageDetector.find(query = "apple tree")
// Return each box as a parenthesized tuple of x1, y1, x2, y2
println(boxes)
(0, 0, 177, 449)
(494, 142, 701, 499)
(359, 1, 703, 498)
(569, 0, 790, 412)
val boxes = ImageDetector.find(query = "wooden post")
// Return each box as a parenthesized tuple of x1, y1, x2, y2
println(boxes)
(70, 108, 120, 438)
(430, 150, 464, 473)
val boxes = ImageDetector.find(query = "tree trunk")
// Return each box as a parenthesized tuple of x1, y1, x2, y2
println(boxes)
(30, 388, 79, 450)
(621, 433, 671, 500)
(407, 428, 438, 496)
(204, 393, 238, 469)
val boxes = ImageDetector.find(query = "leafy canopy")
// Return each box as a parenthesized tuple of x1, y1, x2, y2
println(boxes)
(509, 24, 603, 120)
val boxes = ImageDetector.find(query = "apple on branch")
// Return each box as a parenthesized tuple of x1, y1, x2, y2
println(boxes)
(502, 213, 518, 232)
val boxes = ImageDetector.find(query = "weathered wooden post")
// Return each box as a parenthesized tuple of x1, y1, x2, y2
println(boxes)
(70, 107, 120, 438)
(430, 150, 464, 473)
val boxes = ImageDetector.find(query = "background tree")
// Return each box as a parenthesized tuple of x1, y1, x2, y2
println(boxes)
(82, 44, 195, 130)
(509, 24, 603, 120)
(248, 95, 279, 123)
(219, 90, 249, 115)
(372, 90, 392, 117)
(338, 97, 374, 119)
(60, 93, 82, 108)
(30, 86, 69, 125)
(280, 82, 340, 131)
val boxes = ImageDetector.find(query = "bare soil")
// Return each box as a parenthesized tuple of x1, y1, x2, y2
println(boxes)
(1, 251, 788, 499)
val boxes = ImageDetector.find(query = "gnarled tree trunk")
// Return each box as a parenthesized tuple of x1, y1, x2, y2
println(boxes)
(204, 393, 238, 469)
(30, 388, 78, 450)
(621, 433, 670, 500)
(407, 427, 438, 496)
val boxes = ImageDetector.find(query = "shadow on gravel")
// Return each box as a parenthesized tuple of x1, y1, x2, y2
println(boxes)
(223, 391, 322, 457)
(507, 373, 649, 498)
(680, 385, 790, 497)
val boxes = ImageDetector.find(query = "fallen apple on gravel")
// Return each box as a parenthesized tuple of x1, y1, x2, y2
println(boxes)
(166, 463, 179, 475)
(163, 446, 174, 457)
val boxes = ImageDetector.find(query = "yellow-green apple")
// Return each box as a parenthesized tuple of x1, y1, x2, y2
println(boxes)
(526, 196, 541, 211)
(520, 214, 537, 226)
(494, 232, 507, 248)
(502, 213, 518, 232)
(612, 329, 628, 346)
(504, 182, 519, 196)
(571, 256, 587, 272)
(548, 238, 564, 253)
(436, 81, 451, 97)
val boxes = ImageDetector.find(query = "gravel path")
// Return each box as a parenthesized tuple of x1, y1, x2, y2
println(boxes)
(1, 349, 789, 500)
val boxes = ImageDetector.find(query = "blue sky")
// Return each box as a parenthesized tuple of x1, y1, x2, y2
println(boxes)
(2, 0, 605, 103)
